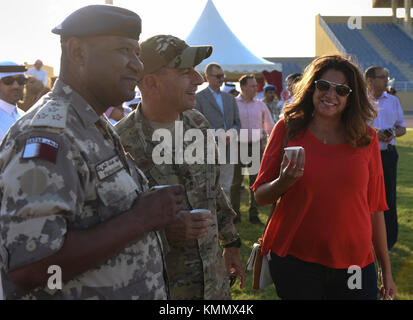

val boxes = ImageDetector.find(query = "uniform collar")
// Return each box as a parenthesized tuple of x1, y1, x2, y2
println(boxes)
(53, 79, 100, 127)
(371, 91, 388, 101)
(237, 95, 256, 103)
(132, 103, 153, 142)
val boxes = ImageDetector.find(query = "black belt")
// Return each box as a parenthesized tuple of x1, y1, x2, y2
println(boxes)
(381, 144, 396, 152)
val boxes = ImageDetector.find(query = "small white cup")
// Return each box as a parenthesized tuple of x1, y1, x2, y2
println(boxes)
(284, 146, 304, 160)
(190, 209, 211, 214)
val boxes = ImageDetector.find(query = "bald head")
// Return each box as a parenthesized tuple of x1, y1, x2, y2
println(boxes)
(34, 60, 43, 70)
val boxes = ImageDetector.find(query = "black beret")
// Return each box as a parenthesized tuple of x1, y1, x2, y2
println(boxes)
(52, 5, 141, 40)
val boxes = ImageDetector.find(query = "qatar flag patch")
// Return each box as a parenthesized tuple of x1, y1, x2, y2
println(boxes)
(22, 137, 59, 164)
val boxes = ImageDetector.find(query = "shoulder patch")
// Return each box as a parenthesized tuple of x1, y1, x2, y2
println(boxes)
(183, 109, 210, 129)
(30, 99, 69, 129)
(22, 137, 59, 164)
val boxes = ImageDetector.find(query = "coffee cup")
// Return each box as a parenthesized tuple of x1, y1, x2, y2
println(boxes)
(284, 146, 304, 161)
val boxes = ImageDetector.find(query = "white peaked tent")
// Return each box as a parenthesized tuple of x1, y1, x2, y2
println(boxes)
(186, 0, 282, 81)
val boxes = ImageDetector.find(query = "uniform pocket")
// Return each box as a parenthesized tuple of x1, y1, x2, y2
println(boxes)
(96, 169, 139, 209)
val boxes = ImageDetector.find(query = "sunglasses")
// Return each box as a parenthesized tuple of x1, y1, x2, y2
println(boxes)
(1, 76, 27, 86)
(314, 79, 352, 97)
(210, 73, 225, 80)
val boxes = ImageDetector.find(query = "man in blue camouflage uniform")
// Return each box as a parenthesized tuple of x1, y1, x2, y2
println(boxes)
(115, 35, 245, 300)
(0, 5, 185, 300)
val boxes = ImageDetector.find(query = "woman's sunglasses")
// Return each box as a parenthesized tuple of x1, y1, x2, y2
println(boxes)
(314, 79, 352, 97)
(1, 76, 28, 86)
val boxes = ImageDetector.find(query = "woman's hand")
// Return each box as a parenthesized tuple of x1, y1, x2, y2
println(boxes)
(371, 212, 397, 300)
(254, 148, 306, 206)
(278, 148, 306, 189)
(379, 269, 397, 300)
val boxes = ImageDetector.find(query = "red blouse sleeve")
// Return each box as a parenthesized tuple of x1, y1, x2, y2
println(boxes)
(251, 119, 286, 192)
(367, 127, 389, 213)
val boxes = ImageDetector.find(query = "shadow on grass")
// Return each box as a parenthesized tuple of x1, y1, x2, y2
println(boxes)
(391, 136, 413, 300)
(390, 223, 413, 300)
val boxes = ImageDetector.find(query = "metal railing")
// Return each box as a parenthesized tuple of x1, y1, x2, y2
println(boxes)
(393, 81, 413, 91)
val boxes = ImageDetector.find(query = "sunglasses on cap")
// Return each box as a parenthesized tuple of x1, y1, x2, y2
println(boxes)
(1, 76, 28, 86)
(314, 79, 352, 97)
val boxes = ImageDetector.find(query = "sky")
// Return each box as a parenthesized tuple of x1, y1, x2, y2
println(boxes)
(0, 0, 406, 74)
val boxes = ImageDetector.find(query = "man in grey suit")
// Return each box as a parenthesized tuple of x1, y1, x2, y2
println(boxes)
(196, 63, 241, 199)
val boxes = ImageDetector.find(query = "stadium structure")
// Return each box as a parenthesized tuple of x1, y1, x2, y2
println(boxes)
(267, 0, 413, 111)
(106, 0, 413, 110)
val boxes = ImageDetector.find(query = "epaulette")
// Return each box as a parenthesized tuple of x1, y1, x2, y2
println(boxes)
(30, 99, 69, 129)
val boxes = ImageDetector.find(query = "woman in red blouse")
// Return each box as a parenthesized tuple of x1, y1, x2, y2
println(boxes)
(252, 55, 396, 300)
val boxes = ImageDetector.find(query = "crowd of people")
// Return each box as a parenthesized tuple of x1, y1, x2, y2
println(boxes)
(0, 3, 407, 301)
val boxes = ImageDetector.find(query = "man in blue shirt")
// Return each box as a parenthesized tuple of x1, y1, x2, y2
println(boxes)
(365, 66, 406, 250)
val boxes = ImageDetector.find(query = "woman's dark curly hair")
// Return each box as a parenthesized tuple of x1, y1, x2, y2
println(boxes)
(283, 54, 377, 148)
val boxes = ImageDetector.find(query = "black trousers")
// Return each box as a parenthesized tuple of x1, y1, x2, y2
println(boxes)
(268, 253, 378, 300)
(381, 145, 399, 250)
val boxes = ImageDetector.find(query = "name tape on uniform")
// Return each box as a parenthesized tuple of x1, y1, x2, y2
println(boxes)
(96, 155, 124, 180)
(22, 137, 59, 164)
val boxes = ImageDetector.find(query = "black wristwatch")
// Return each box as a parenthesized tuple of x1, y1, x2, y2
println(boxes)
(223, 237, 241, 248)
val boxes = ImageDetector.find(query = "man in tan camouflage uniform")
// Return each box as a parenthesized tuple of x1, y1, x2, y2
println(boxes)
(0, 6, 185, 300)
(115, 35, 245, 300)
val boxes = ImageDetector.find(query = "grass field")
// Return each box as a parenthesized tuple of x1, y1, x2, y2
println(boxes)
(231, 128, 413, 300)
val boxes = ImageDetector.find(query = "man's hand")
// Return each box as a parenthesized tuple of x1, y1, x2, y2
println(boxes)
(131, 184, 185, 231)
(395, 126, 406, 138)
(377, 130, 394, 143)
(165, 210, 214, 244)
(223, 247, 245, 289)
(7, 185, 185, 292)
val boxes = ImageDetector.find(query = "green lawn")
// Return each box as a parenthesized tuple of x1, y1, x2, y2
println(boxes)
(231, 128, 413, 300)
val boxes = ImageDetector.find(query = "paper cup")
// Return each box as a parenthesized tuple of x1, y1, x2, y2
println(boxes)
(190, 209, 211, 214)
(284, 146, 304, 160)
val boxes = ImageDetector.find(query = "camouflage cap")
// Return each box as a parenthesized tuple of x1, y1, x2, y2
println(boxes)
(138, 35, 212, 81)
